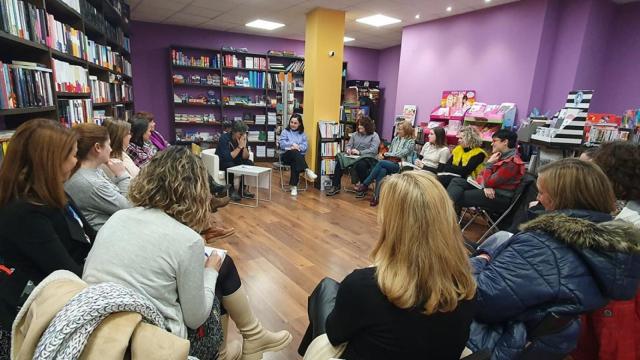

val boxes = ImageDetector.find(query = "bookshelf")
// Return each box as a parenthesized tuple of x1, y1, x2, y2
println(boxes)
(0, 0, 134, 131)
(315, 121, 346, 190)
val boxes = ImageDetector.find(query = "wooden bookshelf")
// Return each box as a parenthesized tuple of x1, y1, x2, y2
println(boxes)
(0, 0, 134, 130)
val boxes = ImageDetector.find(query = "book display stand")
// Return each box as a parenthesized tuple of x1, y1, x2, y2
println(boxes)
(530, 90, 593, 146)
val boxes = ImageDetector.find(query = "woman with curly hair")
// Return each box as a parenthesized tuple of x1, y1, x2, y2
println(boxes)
(438, 126, 487, 188)
(572, 142, 640, 360)
(83, 146, 291, 360)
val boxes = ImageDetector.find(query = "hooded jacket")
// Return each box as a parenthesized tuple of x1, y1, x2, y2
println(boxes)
(467, 210, 640, 360)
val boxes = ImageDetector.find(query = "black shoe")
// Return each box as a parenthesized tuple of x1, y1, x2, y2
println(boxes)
(242, 188, 255, 199)
(325, 186, 340, 196)
(355, 191, 366, 199)
(229, 190, 242, 202)
(210, 180, 231, 197)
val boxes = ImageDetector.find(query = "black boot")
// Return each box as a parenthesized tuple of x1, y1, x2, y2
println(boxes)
(208, 175, 231, 197)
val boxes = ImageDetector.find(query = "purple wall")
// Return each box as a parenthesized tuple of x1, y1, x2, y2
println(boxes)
(130, 21, 380, 138)
(395, 0, 549, 129)
(376, 45, 401, 139)
(589, 2, 640, 113)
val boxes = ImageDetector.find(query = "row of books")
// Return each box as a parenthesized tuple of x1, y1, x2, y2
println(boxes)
(111, 82, 133, 102)
(59, 98, 92, 127)
(62, 0, 81, 13)
(320, 142, 341, 157)
(86, 39, 131, 75)
(0, 0, 48, 45)
(172, 50, 221, 69)
(175, 113, 217, 123)
(254, 145, 275, 158)
(320, 159, 337, 176)
(53, 59, 89, 94)
(89, 76, 132, 103)
(266, 73, 281, 90)
(318, 122, 343, 138)
(0, 61, 54, 109)
(222, 72, 266, 88)
(80, 0, 129, 52)
(223, 55, 267, 70)
(48, 13, 86, 58)
(286, 60, 304, 73)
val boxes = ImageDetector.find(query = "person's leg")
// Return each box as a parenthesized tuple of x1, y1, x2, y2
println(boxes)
(372, 161, 399, 201)
(281, 150, 299, 186)
(447, 177, 473, 205)
(354, 160, 374, 184)
(362, 161, 383, 186)
(290, 151, 309, 186)
(438, 175, 454, 188)
(220, 256, 292, 359)
(332, 161, 343, 188)
(458, 190, 512, 215)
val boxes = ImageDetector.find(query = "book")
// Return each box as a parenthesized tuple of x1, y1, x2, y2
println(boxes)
(401, 161, 420, 170)
(466, 177, 483, 189)
(204, 246, 227, 261)
(437, 172, 461, 178)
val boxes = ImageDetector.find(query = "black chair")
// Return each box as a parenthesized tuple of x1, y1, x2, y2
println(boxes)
(460, 173, 537, 244)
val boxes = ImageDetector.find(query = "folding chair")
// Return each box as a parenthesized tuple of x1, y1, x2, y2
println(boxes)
(460, 173, 537, 244)
(273, 150, 309, 192)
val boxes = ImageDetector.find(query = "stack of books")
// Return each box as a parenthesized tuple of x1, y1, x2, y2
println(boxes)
(267, 112, 277, 125)
(0, 61, 54, 109)
(255, 114, 266, 124)
(286, 60, 304, 73)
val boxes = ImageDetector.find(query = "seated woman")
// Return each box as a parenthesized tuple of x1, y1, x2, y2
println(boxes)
(83, 147, 291, 360)
(354, 120, 415, 206)
(325, 116, 380, 196)
(301, 171, 477, 359)
(572, 142, 640, 360)
(216, 120, 255, 202)
(438, 126, 486, 188)
(100, 119, 140, 180)
(0, 119, 94, 353)
(136, 111, 169, 153)
(64, 123, 131, 231)
(279, 114, 318, 196)
(467, 158, 640, 359)
(126, 115, 155, 168)
(414, 126, 450, 173)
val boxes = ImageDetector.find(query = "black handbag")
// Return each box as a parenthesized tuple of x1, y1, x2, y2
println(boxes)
(298, 277, 340, 356)
(0, 262, 35, 329)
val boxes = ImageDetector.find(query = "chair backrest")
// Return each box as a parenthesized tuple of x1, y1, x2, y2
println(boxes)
(200, 149, 219, 179)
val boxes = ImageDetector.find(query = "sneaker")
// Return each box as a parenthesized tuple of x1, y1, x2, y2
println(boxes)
(305, 168, 318, 181)
(290, 186, 298, 196)
(325, 186, 340, 196)
(355, 191, 366, 199)
(354, 183, 368, 192)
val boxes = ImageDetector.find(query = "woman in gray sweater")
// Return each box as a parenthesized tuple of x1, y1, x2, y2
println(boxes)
(83, 147, 291, 360)
(326, 116, 380, 196)
(64, 123, 131, 231)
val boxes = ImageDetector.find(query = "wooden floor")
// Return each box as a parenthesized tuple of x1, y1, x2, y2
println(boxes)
(213, 165, 485, 359)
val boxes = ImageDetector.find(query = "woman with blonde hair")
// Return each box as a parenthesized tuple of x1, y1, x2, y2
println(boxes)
(438, 126, 486, 187)
(83, 146, 291, 360)
(0, 119, 94, 357)
(467, 158, 640, 359)
(301, 171, 477, 360)
(354, 120, 416, 206)
(100, 119, 139, 180)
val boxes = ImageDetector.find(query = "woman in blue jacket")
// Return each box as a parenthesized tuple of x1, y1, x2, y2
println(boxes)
(467, 158, 640, 360)
(279, 114, 317, 196)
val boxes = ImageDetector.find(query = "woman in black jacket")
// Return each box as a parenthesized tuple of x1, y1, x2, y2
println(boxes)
(0, 119, 94, 357)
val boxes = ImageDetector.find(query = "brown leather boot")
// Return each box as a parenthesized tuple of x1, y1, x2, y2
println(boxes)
(203, 225, 235, 244)
(210, 195, 230, 213)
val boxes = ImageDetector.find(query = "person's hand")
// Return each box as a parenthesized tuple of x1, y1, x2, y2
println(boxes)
(291, 143, 300, 151)
(476, 253, 491, 262)
(484, 188, 496, 199)
(106, 159, 127, 178)
(238, 135, 247, 149)
(487, 152, 501, 164)
(351, 149, 359, 155)
(415, 159, 423, 168)
(376, 154, 384, 160)
(205, 253, 223, 271)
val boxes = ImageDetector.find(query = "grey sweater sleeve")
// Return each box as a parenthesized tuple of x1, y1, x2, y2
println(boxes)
(90, 179, 132, 216)
(178, 239, 218, 329)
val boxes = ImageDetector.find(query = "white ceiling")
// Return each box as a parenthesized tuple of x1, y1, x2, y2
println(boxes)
(128, 0, 521, 49)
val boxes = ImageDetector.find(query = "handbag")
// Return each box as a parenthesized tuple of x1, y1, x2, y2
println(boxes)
(0, 262, 35, 329)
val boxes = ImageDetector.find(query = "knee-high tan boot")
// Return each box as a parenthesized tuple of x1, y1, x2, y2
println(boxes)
(222, 285, 292, 360)
(216, 314, 242, 360)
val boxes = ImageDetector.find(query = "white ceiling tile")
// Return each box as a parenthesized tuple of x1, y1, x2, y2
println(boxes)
(189, 0, 241, 12)
(180, 5, 224, 19)
(199, 19, 243, 31)
(136, 0, 190, 12)
(163, 13, 211, 26)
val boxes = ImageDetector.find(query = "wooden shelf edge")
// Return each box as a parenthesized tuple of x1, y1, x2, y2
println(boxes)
(0, 106, 56, 116)
(0, 31, 49, 51)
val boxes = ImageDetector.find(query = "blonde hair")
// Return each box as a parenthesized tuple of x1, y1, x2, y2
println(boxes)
(397, 120, 414, 139)
(459, 126, 483, 149)
(371, 171, 476, 314)
(538, 158, 616, 213)
(103, 119, 131, 159)
(128, 147, 211, 232)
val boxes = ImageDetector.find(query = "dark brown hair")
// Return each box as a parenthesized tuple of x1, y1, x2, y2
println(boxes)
(0, 119, 77, 208)
(431, 127, 447, 147)
(135, 111, 155, 122)
(538, 158, 616, 213)
(360, 116, 375, 135)
(130, 115, 150, 146)
(103, 119, 131, 159)
(592, 142, 640, 201)
(74, 123, 110, 161)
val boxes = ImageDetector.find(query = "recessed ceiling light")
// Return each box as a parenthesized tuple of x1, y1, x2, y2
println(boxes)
(356, 14, 402, 27)
(245, 19, 285, 30)
(415, 14, 421, 19)
(446, 6, 453, 12)
(344, 36, 355, 42)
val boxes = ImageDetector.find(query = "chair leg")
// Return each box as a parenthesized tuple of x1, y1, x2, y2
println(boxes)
(461, 210, 480, 233)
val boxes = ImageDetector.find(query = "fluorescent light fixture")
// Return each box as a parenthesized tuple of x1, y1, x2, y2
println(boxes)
(415, 14, 421, 19)
(356, 14, 401, 27)
(446, 6, 453, 12)
(245, 19, 285, 30)
(344, 36, 355, 42)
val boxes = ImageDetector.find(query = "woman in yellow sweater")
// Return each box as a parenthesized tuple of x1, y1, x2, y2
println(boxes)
(438, 126, 487, 188)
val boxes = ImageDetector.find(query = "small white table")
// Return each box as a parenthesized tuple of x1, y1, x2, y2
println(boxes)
(226, 165, 272, 208)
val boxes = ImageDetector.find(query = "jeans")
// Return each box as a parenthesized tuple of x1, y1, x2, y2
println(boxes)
(363, 160, 400, 200)
(447, 177, 512, 215)
(281, 150, 309, 186)
(332, 159, 374, 188)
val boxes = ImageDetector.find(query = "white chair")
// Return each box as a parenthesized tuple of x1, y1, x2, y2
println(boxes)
(201, 148, 255, 186)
